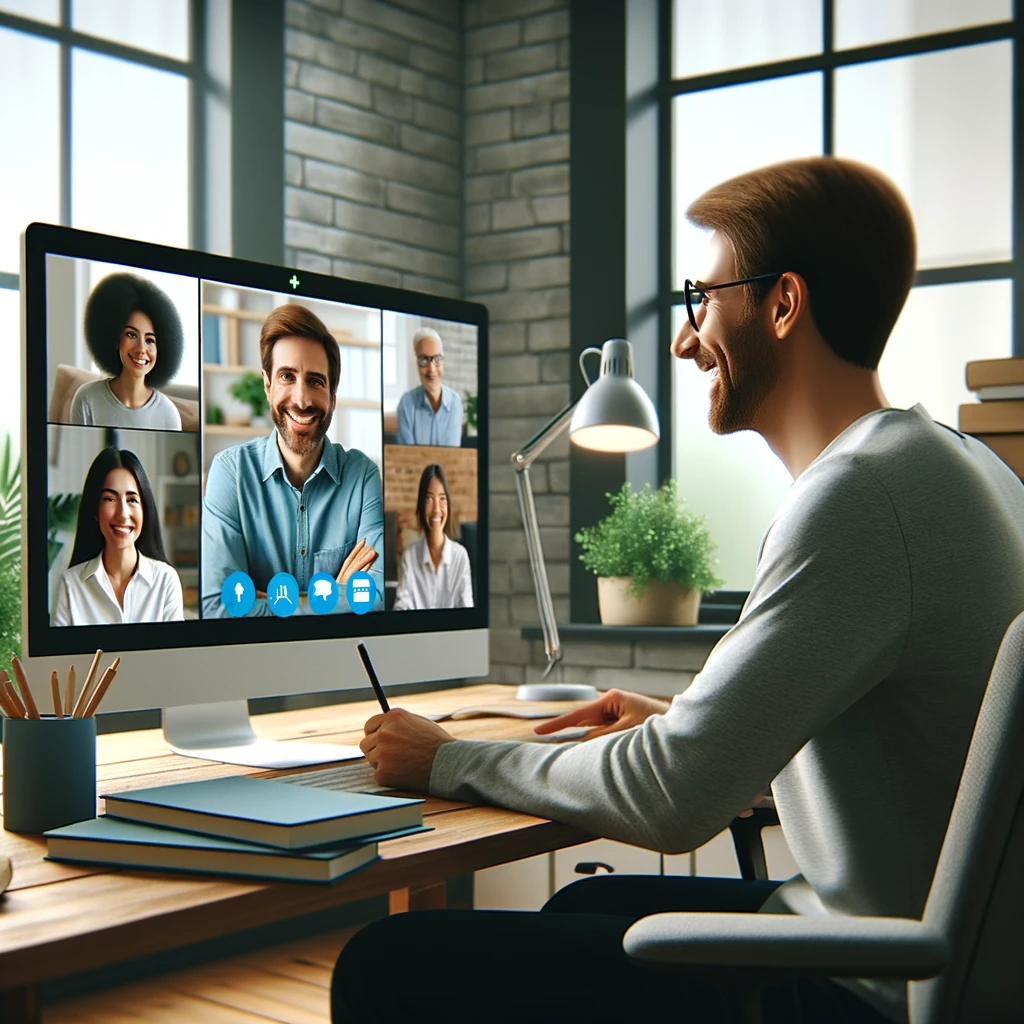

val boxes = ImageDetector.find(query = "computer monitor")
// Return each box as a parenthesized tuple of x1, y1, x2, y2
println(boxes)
(20, 223, 488, 767)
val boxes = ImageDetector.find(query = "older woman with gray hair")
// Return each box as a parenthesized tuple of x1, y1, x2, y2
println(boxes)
(396, 327, 463, 447)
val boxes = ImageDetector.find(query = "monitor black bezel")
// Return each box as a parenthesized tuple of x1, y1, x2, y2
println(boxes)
(24, 222, 489, 656)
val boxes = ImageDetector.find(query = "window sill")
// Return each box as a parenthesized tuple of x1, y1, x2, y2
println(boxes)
(519, 622, 732, 644)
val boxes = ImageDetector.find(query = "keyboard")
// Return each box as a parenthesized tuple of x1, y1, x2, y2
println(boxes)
(277, 761, 390, 794)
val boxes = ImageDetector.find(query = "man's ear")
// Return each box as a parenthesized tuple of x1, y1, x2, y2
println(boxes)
(771, 272, 810, 339)
(262, 369, 271, 395)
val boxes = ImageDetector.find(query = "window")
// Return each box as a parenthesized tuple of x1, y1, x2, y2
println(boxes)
(665, 0, 1018, 590)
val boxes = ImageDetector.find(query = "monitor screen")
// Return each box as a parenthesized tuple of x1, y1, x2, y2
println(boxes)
(22, 224, 488, 698)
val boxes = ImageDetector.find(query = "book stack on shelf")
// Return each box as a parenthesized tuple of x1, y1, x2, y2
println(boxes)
(960, 358, 1024, 477)
(44, 775, 425, 884)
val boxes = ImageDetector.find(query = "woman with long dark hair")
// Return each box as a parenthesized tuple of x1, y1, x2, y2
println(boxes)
(69, 273, 185, 429)
(393, 463, 473, 611)
(52, 447, 184, 625)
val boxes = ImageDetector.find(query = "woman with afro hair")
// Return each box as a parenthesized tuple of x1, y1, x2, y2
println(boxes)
(69, 273, 185, 429)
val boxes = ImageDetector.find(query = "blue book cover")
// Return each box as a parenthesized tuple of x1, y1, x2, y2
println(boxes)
(202, 313, 220, 364)
(101, 776, 424, 850)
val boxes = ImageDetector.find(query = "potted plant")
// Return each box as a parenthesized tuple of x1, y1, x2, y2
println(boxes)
(575, 479, 723, 626)
(228, 372, 269, 426)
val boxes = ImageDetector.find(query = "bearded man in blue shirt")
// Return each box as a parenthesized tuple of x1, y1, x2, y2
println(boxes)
(202, 304, 383, 617)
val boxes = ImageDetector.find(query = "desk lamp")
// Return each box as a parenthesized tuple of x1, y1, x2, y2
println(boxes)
(512, 339, 660, 701)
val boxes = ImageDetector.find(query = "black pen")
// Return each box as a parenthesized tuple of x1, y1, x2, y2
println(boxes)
(357, 642, 390, 713)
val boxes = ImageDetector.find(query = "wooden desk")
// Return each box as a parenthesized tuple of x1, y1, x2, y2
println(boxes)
(0, 685, 592, 1022)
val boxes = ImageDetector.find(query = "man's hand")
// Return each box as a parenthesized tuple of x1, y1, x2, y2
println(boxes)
(337, 538, 378, 586)
(360, 708, 455, 790)
(533, 689, 672, 741)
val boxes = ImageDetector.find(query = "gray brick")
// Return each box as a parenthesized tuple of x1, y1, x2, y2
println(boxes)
(492, 353, 540, 386)
(488, 321, 525, 353)
(489, 530, 528, 562)
(400, 123, 460, 165)
(287, 30, 358, 74)
(465, 173, 509, 203)
(476, 0, 561, 26)
(491, 493, 523, 528)
(327, 17, 409, 63)
(509, 254, 569, 289)
(285, 154, 303, 186)
(400, 273, 460, 298)
(553, 98, 569, 132)
(561, 641, 634, 669)
(286, 186, 333, 225)
(464, 203, 491, 235)
(414, 98, 460, 138)
(487, 663, 525, 684)
(523, 8, 570, 43)
(534, 494, 570, 527)
(294, 250, 333, 275)
(489, 595, 510, 625)
(287, 123, 459, 194)
(512, 594, 569, 622)
(286, 58, 300, 88)
(398, 66, 426, 95)
(330, 258, 402, 288)
(371, 84, 414, 121)
(472, 133, 569, 174)
(466, 71, 568, 113)
(464, 226, 561, 263)
(465, 57, 484, 85)
(558, 38, 570, 67)
(480, 287, 569, 323)
(315, 96, 398, 145)
(539, 526, 571, 561)
(408, 43, 459, 82)
(540, 351, 569, 383)
(466, 21, 521, 57)
(422, 76, 460, 108)
(297, 64, 371, 108)
(386, 0, 460, 27)
(513, 560, 568, 595)
(513, 102, 552, 138)
(528, 317, 569, 351)
(548, 458, 569, 491)
(464, 0, 481, 27)
(634, 640, 718, 673)
(309, 0, 343, 12)
(486, 43, 558, 83)
(357, 52, 402, 89)
(465, 262, 508, 295)
(286, 1, 331, 36)
(491, 382, 570, 416)
(490, 628, 531, 665)
(491, 417, 570, 451)
(510, 164, 569, 196)
(561, 222, 570, 252)
(334, 197, 459, 254)
(285, 27, 318, 61)
(344, 0, 458, 54)
(304, 159, 385, 205)
(533, 194, 568, 224)
(492, 198, 535, 232)
(286, 88, 316, 123)
(465, 110, 511, 147)
(286, 220, 460, 280)
(489, 461, 517, 493)
(386, 181, 459, 224)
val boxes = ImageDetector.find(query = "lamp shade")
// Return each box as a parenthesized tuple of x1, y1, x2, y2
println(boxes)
(569, 339, 660, 452)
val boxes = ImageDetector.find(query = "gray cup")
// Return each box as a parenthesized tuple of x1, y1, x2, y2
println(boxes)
(2, 715, 97, 833)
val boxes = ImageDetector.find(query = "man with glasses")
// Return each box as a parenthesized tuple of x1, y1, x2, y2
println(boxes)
(396, 327, 463, 447)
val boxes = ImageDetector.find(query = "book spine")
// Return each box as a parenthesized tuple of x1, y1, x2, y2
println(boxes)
(966, 358, 1024, 390)
(976, 385, 1024, 401)
(971, 433, 1024, 476)
(959, 402, 1024, 434)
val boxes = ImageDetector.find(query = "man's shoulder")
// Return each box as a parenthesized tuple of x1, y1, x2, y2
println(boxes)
(209, 435, 268, 477)
(398, 387, 421, 408)
(331, 443, 380, 480)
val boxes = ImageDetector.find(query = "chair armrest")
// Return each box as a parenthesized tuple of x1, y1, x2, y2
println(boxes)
(624, 912, 949, 980)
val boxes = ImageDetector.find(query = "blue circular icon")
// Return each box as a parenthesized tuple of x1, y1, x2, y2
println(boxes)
(307, 572, 340, 615)
(266, 572, 299, 617)
(345, 571, 377, 615)
(221, 571, 255, 617)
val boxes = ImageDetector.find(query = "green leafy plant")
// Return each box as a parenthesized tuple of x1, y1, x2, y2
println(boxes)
(464, 392, 478, 431)
(0, 434, 20, 567)
(48, 493, 82, 570)
(575, 479, 723, 598)
(228, 372, 268, 419)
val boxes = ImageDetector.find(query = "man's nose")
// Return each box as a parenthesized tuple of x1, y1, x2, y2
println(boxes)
(671, 319, 700, 360)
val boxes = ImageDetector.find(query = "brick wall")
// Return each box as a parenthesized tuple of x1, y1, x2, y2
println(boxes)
(383, 443, 479, 531)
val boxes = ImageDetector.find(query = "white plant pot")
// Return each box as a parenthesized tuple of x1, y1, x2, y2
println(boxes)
(597, 577, 701, 627)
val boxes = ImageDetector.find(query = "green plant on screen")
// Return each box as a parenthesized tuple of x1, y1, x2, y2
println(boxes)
(229, 372, 269, 418)
(0, 434, 20, 658)
(48, 493, 82, 570)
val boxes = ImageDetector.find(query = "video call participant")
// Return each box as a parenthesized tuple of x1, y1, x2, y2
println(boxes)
(69, 273, 184, 430)
(396, 328, 463, 447)
(393, 464, 473, 611)
(202, 303, 383, 617)
(53, 447, 184, 626)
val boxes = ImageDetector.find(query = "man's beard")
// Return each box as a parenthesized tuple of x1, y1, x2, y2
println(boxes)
(708, 305, 781, 435)
(271, 402, 333, 457)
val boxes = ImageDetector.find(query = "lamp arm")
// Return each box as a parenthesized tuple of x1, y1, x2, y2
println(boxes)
(511, 400, 579, 678)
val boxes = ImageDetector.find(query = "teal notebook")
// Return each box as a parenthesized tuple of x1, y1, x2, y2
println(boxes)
(102, 776, 424, 850)
(45, 816, 383, 884)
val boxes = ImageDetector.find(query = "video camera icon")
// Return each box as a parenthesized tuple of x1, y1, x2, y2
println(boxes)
(307, 572, 340, 615)
(221, 571, 255, 617)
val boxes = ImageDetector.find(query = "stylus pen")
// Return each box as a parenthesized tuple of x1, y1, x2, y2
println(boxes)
(356, 642, 390, 713)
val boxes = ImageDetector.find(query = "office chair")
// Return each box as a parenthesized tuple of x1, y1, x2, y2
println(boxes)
(624, 609, 1024, 1024)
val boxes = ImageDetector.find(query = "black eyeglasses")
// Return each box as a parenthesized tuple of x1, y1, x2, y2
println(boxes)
(683, 272, 782, 332)
(417, 354, 445, 368)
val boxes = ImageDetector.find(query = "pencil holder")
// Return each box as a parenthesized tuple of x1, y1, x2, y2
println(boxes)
(2, 715, 97, 833)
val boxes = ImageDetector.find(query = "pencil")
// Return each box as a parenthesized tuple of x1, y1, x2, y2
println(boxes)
(10, 655, 40, 719)
(50, 670, 63, 718)
(83, 658, 119, 718)
(0, 680, 15, 718)
(73, 649, 103, 719)
(1, 673, 25, 718)
(64, 665, 76, 717)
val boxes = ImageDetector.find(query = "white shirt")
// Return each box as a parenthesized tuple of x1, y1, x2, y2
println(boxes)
(53, 552, 184, 626)
(393, 536, 473, 611)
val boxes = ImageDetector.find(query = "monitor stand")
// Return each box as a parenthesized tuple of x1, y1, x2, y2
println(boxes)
(163, 701, 364, 769)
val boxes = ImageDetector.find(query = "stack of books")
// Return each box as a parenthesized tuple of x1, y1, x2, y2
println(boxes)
(960, 358, 1024, 477)
(44, 775, 425, 884)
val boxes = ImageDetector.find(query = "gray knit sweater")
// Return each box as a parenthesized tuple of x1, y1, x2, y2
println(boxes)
(430, 405, 1024, 1021)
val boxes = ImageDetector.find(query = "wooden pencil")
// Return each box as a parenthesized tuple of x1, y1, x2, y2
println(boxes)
(9, 656, 39, 719)
(50, 670, 63, 718)
(0, 680, 16, 718)
(64, 665, 76, 717)
(73, 649, 103, 719)
(83, 658, 120, 718)
(0, 673, 26, 718)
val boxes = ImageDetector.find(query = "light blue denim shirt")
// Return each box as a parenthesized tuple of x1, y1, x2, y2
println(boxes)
(201, 431, 384, 617)
(396, 384, 463, 447)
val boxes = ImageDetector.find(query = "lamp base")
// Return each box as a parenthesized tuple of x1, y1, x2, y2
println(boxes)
(516, 683, 599, 702)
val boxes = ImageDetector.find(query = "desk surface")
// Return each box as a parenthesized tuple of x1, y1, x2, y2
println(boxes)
(0, 685, 592, 994)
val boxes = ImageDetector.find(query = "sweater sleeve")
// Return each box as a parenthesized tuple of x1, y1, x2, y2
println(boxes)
(430, 456, 912, 854)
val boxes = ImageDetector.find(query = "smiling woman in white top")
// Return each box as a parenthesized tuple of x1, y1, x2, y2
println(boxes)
(52, 447, 184, 626)
(393, 463, 473, 611)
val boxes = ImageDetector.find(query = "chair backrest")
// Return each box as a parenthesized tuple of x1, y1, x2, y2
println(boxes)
(911, 610, 1024, 1024)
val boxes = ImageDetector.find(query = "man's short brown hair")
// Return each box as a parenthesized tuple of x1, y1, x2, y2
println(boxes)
(687, 157, 916, 370)
(259, 303, 340, 395)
